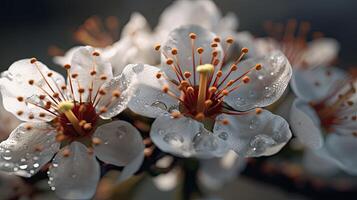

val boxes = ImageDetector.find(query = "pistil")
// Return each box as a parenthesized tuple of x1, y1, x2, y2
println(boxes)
(196, 64, 214, 113)
(58, 101, 85, 135)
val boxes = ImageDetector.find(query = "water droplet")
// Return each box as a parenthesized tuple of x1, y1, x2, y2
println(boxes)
(249, 120, 258, 129)
(193, 132, 218, 152)
(19, 164, 28, 170)
(163, 133, 184, 148)
(218, 132, 228, 140)
(51, 186, 56, 191)
(33, 163, 40, 168)
(2, 155, 12, 161)
(249, 135, 276, 155)
(235, 97, 246, 106)
(20, 158, 26, 162)
(151, 101, 167, 111)
(52, 163, 58, 168)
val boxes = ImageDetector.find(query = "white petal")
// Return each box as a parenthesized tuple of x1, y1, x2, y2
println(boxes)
(199, 151, 245, 189)
(0, 59, 65, 122)
(303, 38, 340, 68)
(53, 46, 81, 66)
(127, 64, 179, 118)
(0, 96, 20, 140)
(324, 134, 357, 175)
(161, 25, 224, 82)
(49, 142, 100, 200)
(289, 99, 323, 149)
(151, 115, 229, 158)
(0, 122, 59, 177)
(290, 66, 347, 102)
(96, 66, 137, 119)
(214, 109, 292, 157)
(94, 120, 144, 166)
(156, 0, 221, 37)
(254, 38, 280, 56)
(216, 12, 239, 34)
(117, 152, 144, 183)
(224, 50, 292, 111)
(303, 149, 339, 176)
(70, 46, 113, 101)
(121, 12, 151, 38)
(153, 168, 179, 191)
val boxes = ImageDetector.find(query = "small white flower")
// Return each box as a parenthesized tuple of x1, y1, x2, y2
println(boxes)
(290, 66, 357, 175)
(128, 25, 292, 158)
(254, 20, 340, 70)
(0, 46, 144, 199)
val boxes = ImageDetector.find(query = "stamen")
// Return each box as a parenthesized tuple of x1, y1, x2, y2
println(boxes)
(57, 101, 84, 135)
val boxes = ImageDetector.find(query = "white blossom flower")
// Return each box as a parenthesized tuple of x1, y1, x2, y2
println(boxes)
(0, 46, 144, 199)
(290, 66, 357, 175)
(128, 25, 292, 158)
(254, 20, 340, 70)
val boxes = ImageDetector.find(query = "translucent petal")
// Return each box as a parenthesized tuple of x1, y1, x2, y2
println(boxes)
(151, 115, 229, 158)
(127, 64, 179, 118)
(0, 122, 59, 177)
(303, 149, 339, 176)
(160, 25, 224, 82)
(324, 134, 357, 175)
(290, 66, 347, 102)
(199, 151, 246, 189)
(96, 66, 137, 119)
(117, 152, 144, 183)
(53, 46, 81, 66)
(0, 59, 65, 122)
(48, 142, 100, 200)
(303, 38, 340, 68)
(254, 38, 280, 57)
(121, 12, 152, 38)
(224, 50, 292, 111)
(214, 109, 292, 157)
(94, 120, 144, 166)
(156, 0, 221, 38)
(70, 46, 113, 101)
(289, 99, 323, 149)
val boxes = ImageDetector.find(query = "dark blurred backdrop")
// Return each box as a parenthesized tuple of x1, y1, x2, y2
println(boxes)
(0, 0, 356, 69)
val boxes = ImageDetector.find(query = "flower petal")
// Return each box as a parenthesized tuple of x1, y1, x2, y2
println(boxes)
(48, 142, 100, 200)
(289, 99, 323, 149)
(53, 46, 81, 66)
(0, 122, 59, 177)
(290, 66, 347, 102)
(303, 149, 340, 176)
(117, 152, 144, 183)
(127, 64, 179, 118)
(70, 46, 113, 101)
(199, 151, 246, 189)
(161, 25, 224, 82)
(151, 114, 229, 158)
(96, 66, 137, 119)
(224, 50, 292, 111)
(121, 12, 152, 38)
(324, 134, 357, 175)
(214, 109, 292, 157)
(303, 38, 340, 68)
(156, 0, 221, 38)
(0, 59, 65, 122)
(94, 120, 144, 166)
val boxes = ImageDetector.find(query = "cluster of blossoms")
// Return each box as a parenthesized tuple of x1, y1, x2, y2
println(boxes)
(0, 0, 355, 199)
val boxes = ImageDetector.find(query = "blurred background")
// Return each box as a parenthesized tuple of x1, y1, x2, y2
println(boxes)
(0, 0, 356, 199)
(0, 0, 356, 69)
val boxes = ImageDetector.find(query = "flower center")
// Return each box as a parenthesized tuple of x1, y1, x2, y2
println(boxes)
(155, 32, 263, 122)
(311, 81, 356, 134)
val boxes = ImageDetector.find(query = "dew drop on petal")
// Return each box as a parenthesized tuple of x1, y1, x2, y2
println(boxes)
(151, 101, 167, 111)
(249, 135, 276, 155)
(163, 133, 184, 148)
(218, 132, 228, 140)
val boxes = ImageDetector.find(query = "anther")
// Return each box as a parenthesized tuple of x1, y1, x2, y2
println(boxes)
(256, 108, 263, 115)
(189, 33, 197, 39)
(187, 87, 194, 93)
(214, 37, 221, 43)
(213, 59, 220, 66)
(47, 72, 53, 77)
(83, 123, 92, 131)
(171, 48, 178, 55)
(62, 149, 71, 157)
(352, 116, 357, 121)
(17, 111, 24, 116)
(154, 44, 161, 51)
(209, 87, 217, 94)
(71, 73, 78, 79)
(99, 106, 108, 114)
(216, 70, 223, 77)
(28, 114, 34, 120)
(195, 113, 205, 121)
(242, 76, 250, 84)
(156, 72, 162, 79)
(64, 64, 71, 69)
(171, 111, 181, 119)
(255, 64, 262, 71)
(204, 100, 213, 107)
(30, 58, 37, 64)
(25, 124, 33, 131)
(212, 50, 218, 57)
(28, 80, 34, 85)
(100, 75, 107, 80)
(45, 102, 52, 109)
(112, 90, 121, 98)
(53, 93, 59, 98)
(61, 85, 67, 90)
(92, 51, 100, 56)
(184, 71, 191, 79)
(166, 58, 174, 65)
(347, 101, 354, 106)
(241, 47, 249, 53)
(99, 89, 106, 95)
(78, 88, 85, 94)
(90, 70, 97, 76)
(39, 113, 46, 118)
(222, 90, 229, 96)
(222, 119, 230, 125)
(211, 42, 218, 48)
(227, 80, 234, 87)
(92, 137, 102, 145)
(231, 64, 238, 71)
(39, 95, 46, 100)
(162, 85, 169, 93)
(17, 96, 24, 102)
(197, 47, 204, 54)
(226, 37, 234, 44)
